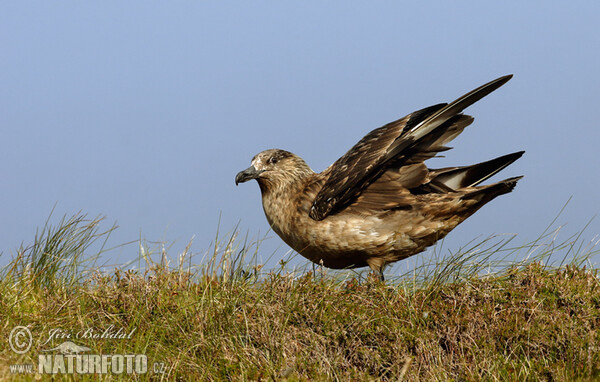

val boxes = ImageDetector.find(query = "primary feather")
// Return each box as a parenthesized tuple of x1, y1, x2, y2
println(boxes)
(309, 75, 513, 221)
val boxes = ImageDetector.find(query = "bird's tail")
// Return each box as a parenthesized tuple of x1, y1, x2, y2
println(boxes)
(461, 176, 523, 206)
(431, 151, 525, 191)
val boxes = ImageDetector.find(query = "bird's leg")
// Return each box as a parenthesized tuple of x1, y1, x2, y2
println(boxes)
(366, 268, 385, 283)
(367, 259, 386, 282)
(319, 259, 326, 280)
(377, 268, 385, 282)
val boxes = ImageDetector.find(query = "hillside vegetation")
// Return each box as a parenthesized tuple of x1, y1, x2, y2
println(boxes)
(1, 212, 599, 381)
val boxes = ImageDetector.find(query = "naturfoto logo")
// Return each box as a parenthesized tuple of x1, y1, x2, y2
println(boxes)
(8, 325, 163, 376)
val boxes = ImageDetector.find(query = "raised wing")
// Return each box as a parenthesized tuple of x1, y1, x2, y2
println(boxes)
(309, 75, 513, 220)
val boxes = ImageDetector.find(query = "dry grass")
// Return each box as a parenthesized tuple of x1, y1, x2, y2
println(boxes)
(1, 212, 599, 381)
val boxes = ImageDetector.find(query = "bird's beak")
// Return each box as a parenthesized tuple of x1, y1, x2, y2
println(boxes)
(235, 165, 264, 185)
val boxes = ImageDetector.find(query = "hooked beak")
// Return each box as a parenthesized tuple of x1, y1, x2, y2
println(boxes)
(235, 165, 264, 185)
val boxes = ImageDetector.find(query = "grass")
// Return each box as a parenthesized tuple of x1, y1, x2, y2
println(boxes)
(1, 211, 599, 381)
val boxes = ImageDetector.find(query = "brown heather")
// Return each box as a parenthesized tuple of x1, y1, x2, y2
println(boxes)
(1, 212, 599, 381)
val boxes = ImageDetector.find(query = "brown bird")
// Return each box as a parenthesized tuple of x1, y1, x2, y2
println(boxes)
(236, 75, 523, 280)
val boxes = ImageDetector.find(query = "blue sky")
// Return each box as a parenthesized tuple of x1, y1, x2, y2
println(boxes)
(1, 2, 599, 270)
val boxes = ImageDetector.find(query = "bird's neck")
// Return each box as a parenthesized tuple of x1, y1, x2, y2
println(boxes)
(259, 172, 314, 236)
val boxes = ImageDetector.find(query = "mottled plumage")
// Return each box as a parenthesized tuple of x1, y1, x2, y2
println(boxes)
(236, 75, 523, 279)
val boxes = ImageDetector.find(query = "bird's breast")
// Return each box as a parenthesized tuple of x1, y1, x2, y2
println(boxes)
(261, 190, 398, 258)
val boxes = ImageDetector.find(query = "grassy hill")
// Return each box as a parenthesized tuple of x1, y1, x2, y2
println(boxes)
(1, 212, 599, 381)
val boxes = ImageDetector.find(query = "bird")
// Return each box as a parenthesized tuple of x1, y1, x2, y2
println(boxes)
(235, 75, 523, 280)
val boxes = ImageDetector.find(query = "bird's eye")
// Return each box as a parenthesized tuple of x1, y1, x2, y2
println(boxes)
(268, 157, 278, 165)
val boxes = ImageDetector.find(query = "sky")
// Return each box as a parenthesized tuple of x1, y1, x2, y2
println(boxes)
(1, 2, 599, 272)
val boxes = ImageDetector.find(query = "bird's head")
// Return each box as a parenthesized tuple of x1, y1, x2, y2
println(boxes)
(235, 149, 313, 191)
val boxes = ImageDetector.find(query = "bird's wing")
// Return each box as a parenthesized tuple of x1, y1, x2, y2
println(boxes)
(309, 75, 513, 220)
(342, 163, 427, 214)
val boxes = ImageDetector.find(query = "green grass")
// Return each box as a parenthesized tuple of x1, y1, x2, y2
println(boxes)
(1, 211, 599, 381)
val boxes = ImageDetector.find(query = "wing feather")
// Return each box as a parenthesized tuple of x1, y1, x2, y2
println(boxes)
(309, 75, 513, 220)
(344, 163, 426, 215)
